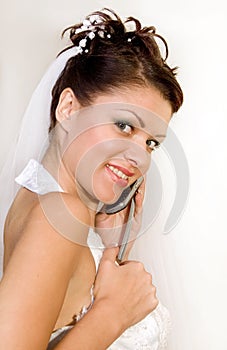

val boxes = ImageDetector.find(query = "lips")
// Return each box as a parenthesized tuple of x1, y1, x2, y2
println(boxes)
(106, 165, 128, 181)
(105, 163, 135, 188)
(107, 163, 134, 177)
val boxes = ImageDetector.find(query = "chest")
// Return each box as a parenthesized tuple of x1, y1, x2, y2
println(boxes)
(54, 246, 97, 330)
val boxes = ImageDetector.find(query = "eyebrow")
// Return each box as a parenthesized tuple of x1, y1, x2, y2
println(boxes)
(155, 134, 166, 139)
(118, 108, 166, 139)
(118, 108, 145, 127)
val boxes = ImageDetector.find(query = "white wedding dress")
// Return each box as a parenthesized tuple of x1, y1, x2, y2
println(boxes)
(15, 159, 171, 350)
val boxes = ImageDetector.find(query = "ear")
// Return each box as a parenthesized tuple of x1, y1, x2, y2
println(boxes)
(56, 88, 81, 125)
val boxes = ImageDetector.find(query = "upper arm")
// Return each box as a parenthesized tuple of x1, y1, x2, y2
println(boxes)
(0, 193, 90, 350)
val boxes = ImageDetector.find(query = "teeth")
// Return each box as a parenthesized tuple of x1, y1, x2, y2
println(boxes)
(107, 164, 129, 180)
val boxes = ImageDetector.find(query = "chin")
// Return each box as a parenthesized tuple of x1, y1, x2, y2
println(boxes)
(93, 184, 123, 204)
(92, 169, 126, 204)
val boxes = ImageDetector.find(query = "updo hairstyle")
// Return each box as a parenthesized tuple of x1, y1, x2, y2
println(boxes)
(49, 8, 183, 131)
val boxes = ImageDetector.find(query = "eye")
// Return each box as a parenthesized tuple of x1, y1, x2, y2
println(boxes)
(146, 139, 160, 151)
(115, 121, 133, 134)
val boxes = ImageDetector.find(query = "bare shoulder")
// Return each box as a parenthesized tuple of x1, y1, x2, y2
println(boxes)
(3, 190, 89, 269)
(4, 191, 91, 277)
(25, 191, 91, 248)
(0, 192, 92, 348)
(33, 191, 91, 221)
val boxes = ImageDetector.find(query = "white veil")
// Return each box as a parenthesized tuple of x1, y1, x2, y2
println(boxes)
(0, 46, 80, 272)
(129, 122, 190, 349)
(0, 40, 190, 349)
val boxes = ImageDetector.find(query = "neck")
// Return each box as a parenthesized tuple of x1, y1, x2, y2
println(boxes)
(41, 134, 100, 223)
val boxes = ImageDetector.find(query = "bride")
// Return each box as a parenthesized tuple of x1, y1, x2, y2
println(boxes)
(0, 9, 183, 350)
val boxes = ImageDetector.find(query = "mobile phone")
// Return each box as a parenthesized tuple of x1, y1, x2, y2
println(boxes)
(98, 176, 143, 262)
(116, 197, 135, 263)
(101, 176, 144, 215)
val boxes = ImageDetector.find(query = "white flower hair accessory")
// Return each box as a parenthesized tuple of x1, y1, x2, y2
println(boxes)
(73, 14, 111, 55)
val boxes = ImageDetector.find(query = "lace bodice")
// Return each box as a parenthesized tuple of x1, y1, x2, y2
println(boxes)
(109, 305, 170, 350)
(87, 233, 171, 350)
(16, 159, 171, 350)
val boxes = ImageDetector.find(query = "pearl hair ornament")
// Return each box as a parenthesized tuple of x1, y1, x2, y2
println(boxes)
(73, 14, 112, 55)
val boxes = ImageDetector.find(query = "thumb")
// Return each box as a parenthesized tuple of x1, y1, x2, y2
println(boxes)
(101, 246, 119, 262)
(95, 211, 109, 222)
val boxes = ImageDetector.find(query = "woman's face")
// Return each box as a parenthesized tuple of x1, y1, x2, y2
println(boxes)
(60, 86, 172, 205)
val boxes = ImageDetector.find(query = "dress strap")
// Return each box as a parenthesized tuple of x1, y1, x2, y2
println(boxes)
(15, 159, 64, 194)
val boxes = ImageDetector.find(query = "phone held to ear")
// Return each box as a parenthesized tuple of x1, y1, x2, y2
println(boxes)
(101, 176, 144, 214)
(99, 176, 144, 263)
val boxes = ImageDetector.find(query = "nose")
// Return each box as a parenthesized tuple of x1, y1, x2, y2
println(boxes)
(124, 134, 151, 173)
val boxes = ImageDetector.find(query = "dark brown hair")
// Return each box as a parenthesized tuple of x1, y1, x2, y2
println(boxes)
(49, 8, 183, 131)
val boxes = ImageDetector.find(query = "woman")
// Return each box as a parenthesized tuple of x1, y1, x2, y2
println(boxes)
(0, 9, 183, 349)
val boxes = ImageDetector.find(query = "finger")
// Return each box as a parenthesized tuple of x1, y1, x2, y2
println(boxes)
(101, 246, 120, 262)
(95, 211, 110, 222)
(136, 177, 145, 198)
(134, 178, 146, 214)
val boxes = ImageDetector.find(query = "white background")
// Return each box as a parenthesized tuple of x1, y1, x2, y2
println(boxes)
(0, 0, 227, 349)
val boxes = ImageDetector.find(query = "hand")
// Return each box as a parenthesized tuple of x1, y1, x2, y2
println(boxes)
(93, 247, 159, 332)
(94, 180, 145, 256)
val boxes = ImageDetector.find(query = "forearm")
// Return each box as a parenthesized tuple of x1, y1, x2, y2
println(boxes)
(53, 300, 123, 350)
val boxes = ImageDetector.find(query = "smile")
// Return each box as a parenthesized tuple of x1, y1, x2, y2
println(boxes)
(106, 164, 129, 180)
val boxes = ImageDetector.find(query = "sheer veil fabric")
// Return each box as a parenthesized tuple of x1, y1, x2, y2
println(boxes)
(0, 46, 188, 349)
(0, 47, 78, 271)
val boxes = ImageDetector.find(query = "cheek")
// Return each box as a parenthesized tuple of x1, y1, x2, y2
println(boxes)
(64, 130, 103, 166)
(73, 140, 127, 201)
(74, 140, 124, 176)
